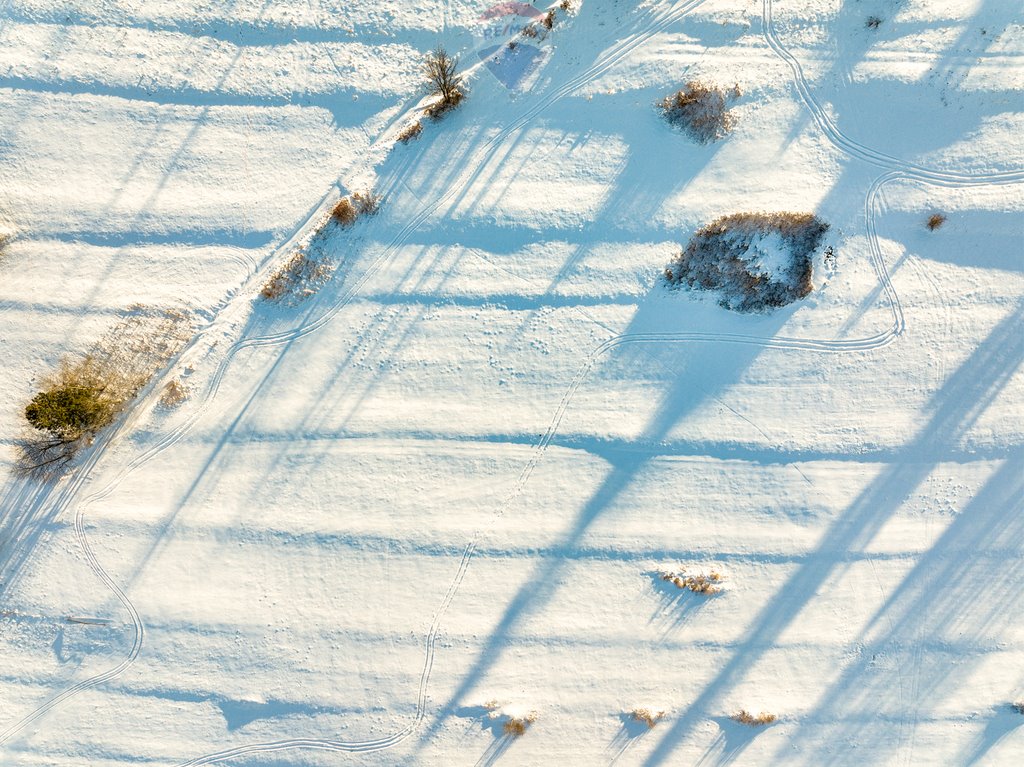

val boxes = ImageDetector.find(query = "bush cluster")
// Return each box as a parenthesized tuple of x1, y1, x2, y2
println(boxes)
(659, 81, 739, 144)
(666, 211, 829, 312)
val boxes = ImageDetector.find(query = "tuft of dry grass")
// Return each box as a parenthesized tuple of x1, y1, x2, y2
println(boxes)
(659, 80, 738, 144)
(631, 708, 665, 729)
(1013, 701, 1024, 715)
(660, 569, 725, 595)
(732, 710, 777, 726)
(541, 9, 556, 30)
(520, 23, 539, 38)
(397, 120, 423, 144)
(502, 712, 538, 738)
(866, 16, 882, 29)
(158, 379, 189, 409)
(331, 196, 358, 226)
(260, 250, 333, 304)
(352, 190, 381, 216)
(927, 213, 947, 231)
(559, 0, 574, 11)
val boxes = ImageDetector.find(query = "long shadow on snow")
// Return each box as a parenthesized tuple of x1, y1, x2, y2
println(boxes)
(644, 300, 1024, 766)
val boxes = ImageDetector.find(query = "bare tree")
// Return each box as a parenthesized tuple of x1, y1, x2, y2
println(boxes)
(424, 46, 464, 111)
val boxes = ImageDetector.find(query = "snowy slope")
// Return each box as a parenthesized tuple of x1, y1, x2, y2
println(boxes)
(0, 0, 1022, 765)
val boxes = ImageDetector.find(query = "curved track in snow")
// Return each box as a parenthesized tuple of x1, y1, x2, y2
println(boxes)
(2, 0, 1023, 762)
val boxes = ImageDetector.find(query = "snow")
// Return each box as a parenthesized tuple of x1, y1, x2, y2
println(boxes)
(0, 0, 1022, 765)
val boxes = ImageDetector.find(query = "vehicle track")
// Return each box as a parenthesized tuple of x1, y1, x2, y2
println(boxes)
(2, 0, 1022, 762)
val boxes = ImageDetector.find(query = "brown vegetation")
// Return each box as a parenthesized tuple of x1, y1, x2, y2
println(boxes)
(666, 211, 829, 312)
(423, 46, 465, 119)
(260, 250, 333, 304)
(631, 708, 665, 729)
(659, 80, 738, 144)
(397, 120, 423, 144)
(158, 379, 189, 409)
(19, 307, 191, 475)
(660, 569, 725, 595)
(927, 213, 946, 231)
(732, 710, 777, 726)
(502, 712, 538, 738)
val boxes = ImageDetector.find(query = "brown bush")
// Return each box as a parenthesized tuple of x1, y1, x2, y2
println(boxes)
(659, 80, 737, 144)
(732, 710, 777, 726)
(866, 16, 882, 29)
(1013, 701, 1024, 715)
(666, 211, 829, 312)
(352, 190, 381, 216)
(261, 250, 333, 304)
(631, 708, 665, 729)
(331, 197, 358, 226)
(158, 379, 189, 409)
(660, 569, 725, 595)
(503, 712, 537, 738)
(927, 213, 946, 231)
(541, 10, 555, 30)
(397, 120, 423, 144)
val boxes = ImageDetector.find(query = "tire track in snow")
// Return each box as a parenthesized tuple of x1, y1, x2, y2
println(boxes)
(3, 0, 1022, 762)
(0, 0, 714, 758)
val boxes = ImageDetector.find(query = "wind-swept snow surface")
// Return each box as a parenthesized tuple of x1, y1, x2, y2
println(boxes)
(0, 1, 1022, 765)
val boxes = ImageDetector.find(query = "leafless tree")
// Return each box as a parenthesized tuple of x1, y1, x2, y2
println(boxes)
(424, 46, 463, 108)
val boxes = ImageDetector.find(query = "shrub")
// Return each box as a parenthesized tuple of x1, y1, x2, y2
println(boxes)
(1013, 701, 1024, 715)
(397, 120, 423, 144)
(541, 10, 555, 30)
(927, 213, 946, 231)
(158, 379, 188, 409)
(866, 16, 882, 29)
(260, 250, 333, 304)
(19, 308, 191, 475)
(658, 80, 738, 144)
(660, 569, 725, 595)
(631, 708, 665, 729)
(502, 713, 537, 738)
(331, 196, 358, 226)
(352, 190, 381, 216)
(732, 710, 777, 726)
(25, 380, 113, 440)
(423, 46, 465, 118)
(521, 24, 539, 38)
(666, 211, 830, 312)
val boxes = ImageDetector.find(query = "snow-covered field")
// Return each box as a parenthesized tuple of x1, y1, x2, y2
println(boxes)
(0, 0, 1022, 764)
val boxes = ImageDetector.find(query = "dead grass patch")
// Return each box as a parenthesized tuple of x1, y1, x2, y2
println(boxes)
(927, 213, 946, 231)
(660, 569, 725, 595)
(732, 710, 777, 726)
(1013, 701, 1024, 715)
(19, 307, 191, 476)
(397, 120, 423, 144)
(502, 712, 537, 738)
(630, 708, 665, 729)
(666, 211, 829, 312)
(158, 378, 189, 409)
(659, 80, 738, 144)
(260, 250, 333, 305)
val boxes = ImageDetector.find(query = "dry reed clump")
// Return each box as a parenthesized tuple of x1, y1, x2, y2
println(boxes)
(541, 10, 556, 30)
(631, 708, 665, 729)
(352, 190, 381, 216)
(1012, 701, 1024, 715)
(502, 712, 538, 738)
(927, 213, 946, 231)
(660, 569, 725, 595)
(866, 16, 883, 29)
(331, 196, 358, 226)
(732, 710, 777, 726)
(260, 250, 333, 305)
(659, 80, 738, 144)
(158, 378, 189, 409)
(19, 307, 191, 475)
(666, 211, 829, 312)
(397, 120, 423, 144)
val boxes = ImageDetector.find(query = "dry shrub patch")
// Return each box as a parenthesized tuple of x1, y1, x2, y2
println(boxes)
(732, 710, 777, 726)
(660, 569, 725, 595)
(158, 378, 189, 409)
(666, 211, 829, 312)
(260, 250, 333, 305)
(502, 713, 537, 738)
(331, 196, 358, 226)
(397, 120, 423, 143)
(631, 708, 665, 729)
(927, 213, 946, 231)
(20, 307, 191, 475)
(659, 80, 738, 144)
(1013, 701, 1024, 715)
(866, 16, 883, 29)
